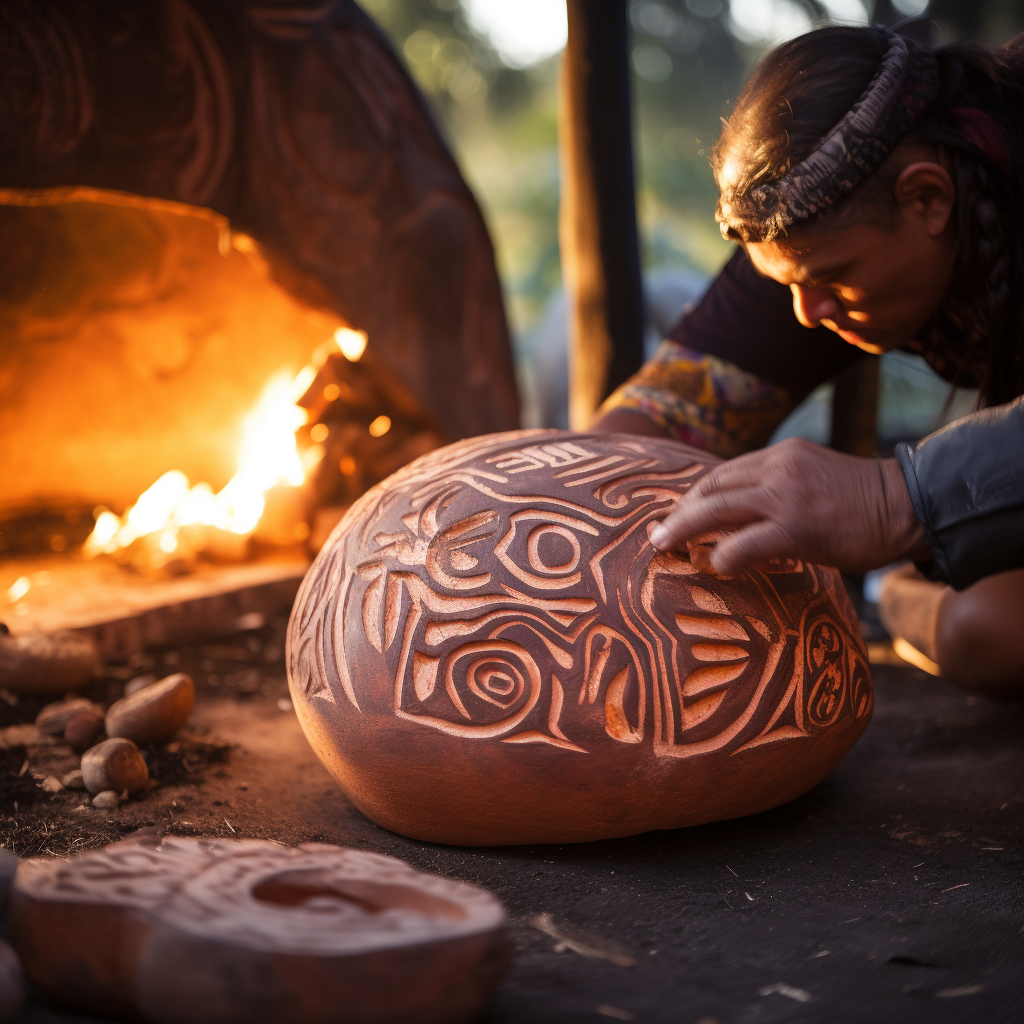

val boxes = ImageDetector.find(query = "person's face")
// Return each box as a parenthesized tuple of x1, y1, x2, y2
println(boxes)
(745, 184, 957, 354)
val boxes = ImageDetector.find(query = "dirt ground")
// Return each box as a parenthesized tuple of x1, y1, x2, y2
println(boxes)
(1, 616, 1022, 1023)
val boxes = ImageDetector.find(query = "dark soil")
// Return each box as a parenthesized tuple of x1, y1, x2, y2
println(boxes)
(1, 617, 1021, 1024)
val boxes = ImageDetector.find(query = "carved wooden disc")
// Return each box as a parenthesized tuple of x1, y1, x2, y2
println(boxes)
(11, 835, 510, 1024)
(288, 431, 873, 845)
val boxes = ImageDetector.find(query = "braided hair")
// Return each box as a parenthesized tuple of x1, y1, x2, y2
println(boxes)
(714, 26, 1024, 407)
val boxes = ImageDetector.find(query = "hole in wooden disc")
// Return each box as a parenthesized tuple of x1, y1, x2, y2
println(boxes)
(252, 869, 467, 921)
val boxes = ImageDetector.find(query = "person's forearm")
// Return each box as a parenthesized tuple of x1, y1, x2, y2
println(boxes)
(591, 340, 795, 457)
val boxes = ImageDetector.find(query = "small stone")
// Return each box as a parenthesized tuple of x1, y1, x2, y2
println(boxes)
(35, 698, 102, 736)
(40, 776, 63, 793)
(64, 708, 105, 751)
(106, 673, 194, 746)
(0, 630, 100, 696)
(0, 937, 24, 1022)
(91, 790, 121, 809)
(125, 673, 157, 696)
(81, 738, 148, 794)
(62, 769, 85, 790)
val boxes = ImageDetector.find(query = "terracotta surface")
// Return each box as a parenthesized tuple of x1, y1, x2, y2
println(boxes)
(11, 834, 510, 1024)
(287, 431, 873, 845)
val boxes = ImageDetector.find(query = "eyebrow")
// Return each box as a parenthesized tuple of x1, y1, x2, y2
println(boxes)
(743, 242, 853, 287)
(798, 266, 844, 286)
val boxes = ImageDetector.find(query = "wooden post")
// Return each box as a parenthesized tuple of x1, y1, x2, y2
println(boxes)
(829, 355, 879, 458)
(559, 0, 645, 430)
(830, 354, 879, 616)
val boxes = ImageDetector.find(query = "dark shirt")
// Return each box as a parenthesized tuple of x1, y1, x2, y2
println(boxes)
(668, 249, 862, 401)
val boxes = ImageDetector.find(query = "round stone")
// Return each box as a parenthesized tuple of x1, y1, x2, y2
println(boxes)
(64, 708, 105, 752)
(81, 738, 148, 795)
(35, 699, 102, 737)
(106, 673, 194, 746)
(287, 431, 873, 845)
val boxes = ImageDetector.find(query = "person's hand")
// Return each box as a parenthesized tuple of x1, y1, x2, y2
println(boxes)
(647, 438, 930, 574)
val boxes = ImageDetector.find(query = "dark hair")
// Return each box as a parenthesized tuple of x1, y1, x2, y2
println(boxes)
(714, 26, 1024, 407)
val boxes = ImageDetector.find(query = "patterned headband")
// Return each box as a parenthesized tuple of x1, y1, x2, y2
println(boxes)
(717, 32, 941, 240)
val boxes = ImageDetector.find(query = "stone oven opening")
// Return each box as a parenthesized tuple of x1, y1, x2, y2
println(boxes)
(1, 190, 446, 569)
(0, 0, 519, 658)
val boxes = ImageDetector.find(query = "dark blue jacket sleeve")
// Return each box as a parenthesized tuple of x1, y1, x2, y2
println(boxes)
(895, 397, 1024, 590)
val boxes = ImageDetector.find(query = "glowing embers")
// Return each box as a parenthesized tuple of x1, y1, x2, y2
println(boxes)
(79, 324, 415, 574)
(334, 326, 367, 362)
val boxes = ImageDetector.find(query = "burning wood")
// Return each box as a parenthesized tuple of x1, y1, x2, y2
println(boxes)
(83, 368, 309, 574)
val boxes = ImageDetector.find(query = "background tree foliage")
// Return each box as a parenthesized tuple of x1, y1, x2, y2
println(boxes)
(361, 0, 1024, 344)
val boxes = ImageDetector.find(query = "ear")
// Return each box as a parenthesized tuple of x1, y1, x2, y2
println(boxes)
(893, 161, 956, 237)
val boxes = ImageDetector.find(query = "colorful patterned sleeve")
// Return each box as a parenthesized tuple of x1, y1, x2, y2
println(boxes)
(599, 339, 796, 459)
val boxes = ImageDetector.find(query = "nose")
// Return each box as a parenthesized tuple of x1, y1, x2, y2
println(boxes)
(790, 284, 839, 328)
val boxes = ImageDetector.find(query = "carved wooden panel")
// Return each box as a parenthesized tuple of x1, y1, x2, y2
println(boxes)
(11, 834, 510, 1023)
(0, 0, 517, 442)
(287, 431, 872, 845)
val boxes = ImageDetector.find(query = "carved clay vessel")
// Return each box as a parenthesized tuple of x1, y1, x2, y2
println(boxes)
(11, 835, 510, 1024)
(288, 431, 872, 845)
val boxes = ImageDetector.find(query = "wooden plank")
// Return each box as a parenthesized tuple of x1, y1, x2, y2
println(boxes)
(1, 555, 308, 662)
(559, 0, 645, 429)
(830, 354, 879, 457)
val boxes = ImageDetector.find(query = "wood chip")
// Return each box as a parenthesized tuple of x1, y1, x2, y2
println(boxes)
(596, 1006, 634, 1021)
(936, 984, 985, 998)
(759, 983, 812, 1003)
(532, 913, 634, 967)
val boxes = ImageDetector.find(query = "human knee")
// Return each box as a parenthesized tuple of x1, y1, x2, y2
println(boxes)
(935, 579, 1024, 696)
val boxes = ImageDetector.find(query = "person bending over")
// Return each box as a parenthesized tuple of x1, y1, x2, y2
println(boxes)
(593, 25, 1024, 697)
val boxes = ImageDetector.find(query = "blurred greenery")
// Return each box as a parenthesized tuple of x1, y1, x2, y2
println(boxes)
(361, 0, 1024, 344)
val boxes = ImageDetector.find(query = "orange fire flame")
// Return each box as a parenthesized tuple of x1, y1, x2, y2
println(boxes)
(84, 327, 367, 563)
